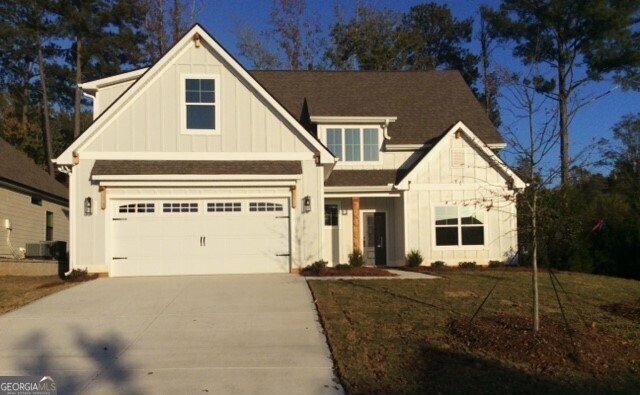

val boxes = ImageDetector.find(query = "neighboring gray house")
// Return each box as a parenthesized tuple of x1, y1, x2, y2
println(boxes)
(55, 24, 524, 277)
(0, 137, 69, 259)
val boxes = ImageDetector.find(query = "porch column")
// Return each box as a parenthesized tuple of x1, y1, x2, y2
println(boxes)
(352, 197, 360, 251)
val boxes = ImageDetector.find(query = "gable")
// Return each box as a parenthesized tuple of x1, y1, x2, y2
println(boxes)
(57, 25, 333, 164)
(397, 122, 525, 190)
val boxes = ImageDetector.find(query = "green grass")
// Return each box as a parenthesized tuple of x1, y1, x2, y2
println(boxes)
(308, 270, 640, 394)
(0, 276, 78, 315)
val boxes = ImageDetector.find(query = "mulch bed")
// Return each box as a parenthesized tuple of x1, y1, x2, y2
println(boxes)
(37, 273, 99, 289)
(447, 314, 640, 376)
(601, 301, 640, 324)
(301, 267, 396, 277)
(402, 265, 534, 274)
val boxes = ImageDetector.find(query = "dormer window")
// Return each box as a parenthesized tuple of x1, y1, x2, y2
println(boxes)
(322, 126, 381, 163)
(181, 74, 219, 134)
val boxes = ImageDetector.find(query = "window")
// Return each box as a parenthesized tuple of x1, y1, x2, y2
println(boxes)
(323, 127, 381, 162)
(31, 196, 43, 206)
(324, 205, 338, 226)
(163, 202, 198, 213)
(327, 129, 343, 161)
(249, 202, 283, 212)
(434, 206, 485, 246)
(345, 128, 361, 161)
(45, 211, 53, 241)
(207, 202, 241, 212)
(182, 75, 219, 133)
(363, 128, 379, 161)
(119, 203, 155, 213)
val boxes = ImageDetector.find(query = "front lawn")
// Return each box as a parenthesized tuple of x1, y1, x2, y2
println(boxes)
(308, 270, 640, 394)
(0, 276, 83, 314)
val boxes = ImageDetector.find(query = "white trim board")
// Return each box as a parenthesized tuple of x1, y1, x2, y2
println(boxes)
(79, 152, 316, 160)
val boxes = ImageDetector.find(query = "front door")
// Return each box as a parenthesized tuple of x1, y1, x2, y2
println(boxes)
(364, 212, 387, 266)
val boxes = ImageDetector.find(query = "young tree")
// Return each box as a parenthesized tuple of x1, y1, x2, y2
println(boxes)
(501, 68, 559, 331)
(486, 0, 640, 185)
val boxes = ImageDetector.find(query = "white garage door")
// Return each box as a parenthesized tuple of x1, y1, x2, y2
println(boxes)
(110, 198, 290, 277)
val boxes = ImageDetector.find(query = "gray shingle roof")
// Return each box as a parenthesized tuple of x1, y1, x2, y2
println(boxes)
(91, 160, 303, 176)
(325, 170, 409, 187)
(0, 137, 68, 201)
(250, 70, 502, 145)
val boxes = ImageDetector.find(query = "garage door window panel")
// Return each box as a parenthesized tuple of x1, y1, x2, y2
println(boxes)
(207, 202, 241, 212)
(119, 203, 155, 213)
(163, 202, 199, 213)
(249, 202, 284, 212)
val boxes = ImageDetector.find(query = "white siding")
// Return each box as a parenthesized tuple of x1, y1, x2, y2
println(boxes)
(93, 80, 136, 119)
(0, 187, 69, 258)
(403, 133, 518, 265)
(83, 43, 314, 154)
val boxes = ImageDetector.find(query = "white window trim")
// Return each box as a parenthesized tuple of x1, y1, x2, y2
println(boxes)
(180, 73, 220, 135)
(318, 125, 383, 165)
(431, 204, 487, 250)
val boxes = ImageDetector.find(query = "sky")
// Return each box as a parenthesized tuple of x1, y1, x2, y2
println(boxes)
(194, 0, 640, 174)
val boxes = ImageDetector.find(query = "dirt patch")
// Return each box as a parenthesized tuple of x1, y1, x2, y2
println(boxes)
(301, 267, 396, 277)
(601, 301, 640, 324)
(448, 314, 640, 376)
(444, 290, 477, 298)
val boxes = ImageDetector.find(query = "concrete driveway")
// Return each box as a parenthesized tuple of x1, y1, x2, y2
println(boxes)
(0, 275, 343, 394)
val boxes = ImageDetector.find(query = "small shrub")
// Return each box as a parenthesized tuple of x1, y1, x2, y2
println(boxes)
(405, 249, 424, 267)
(458, 261, 477, 269)
(431, 261, 445, 268)
(65, 268, 89, 282)
(489, 260, 504, 268)
(335, 263, 352, 271)
(349, 249, 365, 267)
(304, 260, 327, 275)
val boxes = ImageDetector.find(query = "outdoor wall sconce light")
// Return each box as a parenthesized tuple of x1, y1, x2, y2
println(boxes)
(303, 196, 312, 213)
(84, 197, 93, 216)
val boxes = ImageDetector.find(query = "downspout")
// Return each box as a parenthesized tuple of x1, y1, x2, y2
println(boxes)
(382, 118, 391, 140)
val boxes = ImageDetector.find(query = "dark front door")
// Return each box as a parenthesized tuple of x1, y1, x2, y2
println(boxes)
(373, 212, 387, 266)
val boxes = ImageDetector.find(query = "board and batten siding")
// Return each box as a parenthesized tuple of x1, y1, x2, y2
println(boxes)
(404, 133, 518, 265)
(82, 43, 314, 155)
(0, 187, 69, 258)
(92, 80, 136, 119)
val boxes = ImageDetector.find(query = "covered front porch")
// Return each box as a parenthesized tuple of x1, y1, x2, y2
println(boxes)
(323, 195, 405, 266)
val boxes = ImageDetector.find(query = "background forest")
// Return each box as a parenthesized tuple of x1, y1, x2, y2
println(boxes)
(1, 0, 639, 279)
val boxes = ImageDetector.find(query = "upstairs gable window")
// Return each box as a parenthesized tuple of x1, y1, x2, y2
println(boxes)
(182, 74, 219, 133)
(323, 127, 381, 163)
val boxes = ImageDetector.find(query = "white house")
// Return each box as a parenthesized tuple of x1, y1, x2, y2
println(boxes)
(54, 24, 525, 277)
